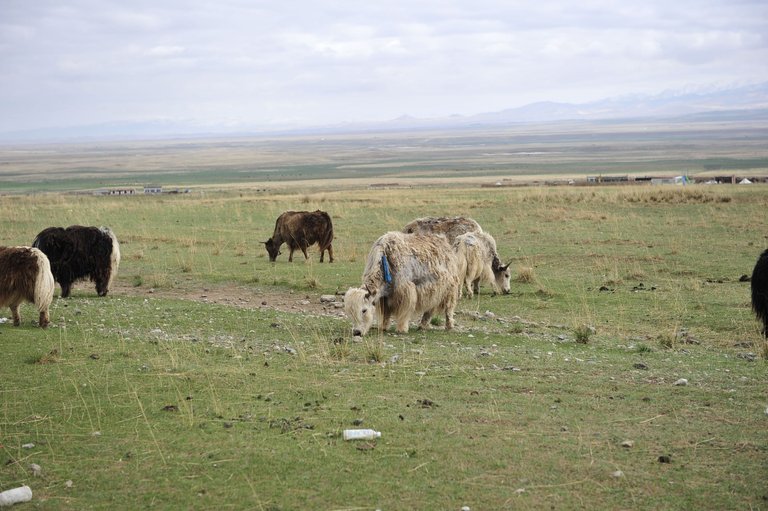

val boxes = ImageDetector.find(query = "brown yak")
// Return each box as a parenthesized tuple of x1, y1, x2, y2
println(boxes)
(0, 246, 55, 327)
(263, 210, 334, 262)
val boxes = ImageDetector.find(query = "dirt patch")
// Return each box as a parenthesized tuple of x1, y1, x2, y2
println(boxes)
(111, 281, 346, 319)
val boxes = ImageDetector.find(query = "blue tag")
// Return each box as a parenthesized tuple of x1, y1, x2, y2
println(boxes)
(381, 254, 392, 283)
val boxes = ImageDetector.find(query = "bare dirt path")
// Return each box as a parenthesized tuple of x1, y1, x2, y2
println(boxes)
(110, 280, 347, 319)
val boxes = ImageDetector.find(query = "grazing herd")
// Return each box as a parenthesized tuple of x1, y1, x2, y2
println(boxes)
(2, 211, 767, 340)
(1, 225, 120, 328)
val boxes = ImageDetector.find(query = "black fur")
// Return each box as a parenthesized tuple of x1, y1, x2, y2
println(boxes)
(32, 225, 118, 298)
(751, 249, 768, 338)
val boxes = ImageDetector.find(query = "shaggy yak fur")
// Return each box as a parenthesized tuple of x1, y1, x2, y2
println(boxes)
(263, 210, 334, 263)
(402, 216, 483, 244)
(0, 246, 55, 327)
(752, 249, 768, 338)
(32, 226, 121, 298)
(344, 231, 460, 336)
(453, 231, 511, 297)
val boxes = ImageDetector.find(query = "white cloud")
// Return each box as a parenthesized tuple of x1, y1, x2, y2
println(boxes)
(0, 0, 766, 132)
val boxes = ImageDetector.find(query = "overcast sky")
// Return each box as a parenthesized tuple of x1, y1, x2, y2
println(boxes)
(1, 0, 766, 133)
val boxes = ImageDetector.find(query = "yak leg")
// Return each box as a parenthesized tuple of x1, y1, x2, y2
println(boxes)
(39, 310, 50, 328)
(419, 311, 433, 329)
(444, 309, 455, 330)
(320, 244, 334, 263)
(95, 272, 110, 297)
(60, 280, 72, 298)
(472, 278, 480, 296)
(463, 278, 474, 298)
(394, 284, 417, 333)
(377, 297, 391, 333)
(10, 304, 21, 326)
(300, 244, 309, 260)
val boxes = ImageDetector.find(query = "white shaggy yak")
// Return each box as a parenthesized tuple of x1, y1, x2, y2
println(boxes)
(453, 232, 511, 297)
(344, 232, 460, 336)
(0, 246, 55, 328)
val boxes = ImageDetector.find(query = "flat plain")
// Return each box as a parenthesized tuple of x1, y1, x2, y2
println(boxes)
(1, 120, 767, 510)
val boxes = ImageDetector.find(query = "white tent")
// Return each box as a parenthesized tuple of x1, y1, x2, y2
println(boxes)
(739, 178, 753, 184)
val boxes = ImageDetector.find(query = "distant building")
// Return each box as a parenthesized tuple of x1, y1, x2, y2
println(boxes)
(587, 175, 629, 184)
(94, 188, 136, 196)
(144, 185, 162, 194)
(651, 176, 688, 185)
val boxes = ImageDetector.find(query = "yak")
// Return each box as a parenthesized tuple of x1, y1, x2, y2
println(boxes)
(344, 231, 460, 336)
(751, 248, 768, 338)
(453, 231, 511, 297)
(32, 225, 121, 298)
(0, 246, 55, 327)
(402, 216, 482, 244)
(264, 210, 334, 263)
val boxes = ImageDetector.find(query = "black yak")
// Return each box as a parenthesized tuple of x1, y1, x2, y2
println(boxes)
(32, 226, 121, 298)
(263, 210, 334, 263)
(751, 249, 768, 338)
(0, 246, 55, 327)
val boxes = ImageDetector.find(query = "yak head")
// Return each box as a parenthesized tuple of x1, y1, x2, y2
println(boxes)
(492, 256, 512, 295)
(262, 238, 281, 262)
(344, 287, 377, 337)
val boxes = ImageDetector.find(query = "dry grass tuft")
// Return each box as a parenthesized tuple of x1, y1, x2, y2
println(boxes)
(515, 266, 536, 284)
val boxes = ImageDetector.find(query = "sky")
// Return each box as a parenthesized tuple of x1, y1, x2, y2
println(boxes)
(1, 0, 767, 134)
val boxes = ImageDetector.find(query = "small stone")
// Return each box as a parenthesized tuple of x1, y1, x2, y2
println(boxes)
(320, 295, 336, 303)
(30, 463, 42, 476)
(22, 443, 35, 449)
(621, 440, 634, 448)
(461, 507, 471, 511)
(658, 455, 672, 463)
(611, 470, 624, 478)
(65, 480, 74, 488)
(673, 378, 688, 386)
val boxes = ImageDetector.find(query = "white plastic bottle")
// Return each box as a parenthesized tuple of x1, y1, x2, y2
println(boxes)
(0, 485, 33, 507)
(343, 429, 381, 440)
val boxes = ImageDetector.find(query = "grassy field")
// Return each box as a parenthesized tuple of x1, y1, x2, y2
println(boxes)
(1, 183, 767, 510)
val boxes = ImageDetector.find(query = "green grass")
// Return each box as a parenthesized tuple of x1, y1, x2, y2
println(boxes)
(1, 184, 767, 510)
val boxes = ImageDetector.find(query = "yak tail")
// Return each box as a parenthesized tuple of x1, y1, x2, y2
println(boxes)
(318, 211, 334, 247)
(101, 227, 121, 290)
(31, 248, 54, 313)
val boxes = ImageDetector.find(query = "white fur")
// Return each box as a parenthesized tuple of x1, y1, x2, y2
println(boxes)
(453, 232, 511, 297)
(346, 232, 460, 336)
(31, 248, 55, 313)
(101, 227, 121, 292)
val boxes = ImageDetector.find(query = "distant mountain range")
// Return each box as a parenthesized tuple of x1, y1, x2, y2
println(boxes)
(369, 82, 768, 130)
(2, 82, 767, 143)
